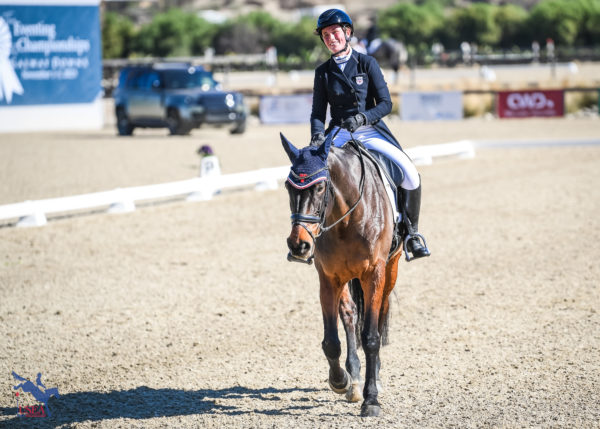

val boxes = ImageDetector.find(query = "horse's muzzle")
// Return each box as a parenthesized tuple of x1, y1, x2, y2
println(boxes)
(286, 225, 314, 263)
(287, 252, 313, 265)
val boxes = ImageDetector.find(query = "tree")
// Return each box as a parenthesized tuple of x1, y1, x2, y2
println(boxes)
(135, 9, 189, 57)
(212, 12, 281, 55)
(527, 0, 582, 46)
(184, 14, 218, 56)
(273, 17, 322, 63)
(446, 3, 501, 47)
(102, 12, 135, 59)
(576, 0, 600, 46)
(494, 4, 529, 49)
(377, 2, 444, 47)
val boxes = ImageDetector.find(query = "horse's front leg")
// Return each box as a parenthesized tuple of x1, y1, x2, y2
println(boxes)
(319, 274, 350, 395)
(360, 261, 387, 417)
(339, 282, 362, 402)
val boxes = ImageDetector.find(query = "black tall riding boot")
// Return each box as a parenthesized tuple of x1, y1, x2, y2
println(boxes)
(399, 184, 431, 261)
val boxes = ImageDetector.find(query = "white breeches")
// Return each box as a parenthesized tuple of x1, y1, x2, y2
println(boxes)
(329, 125, 420, 190)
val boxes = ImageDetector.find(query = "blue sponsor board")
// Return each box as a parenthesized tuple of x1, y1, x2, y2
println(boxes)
(0, 4, 101, 106)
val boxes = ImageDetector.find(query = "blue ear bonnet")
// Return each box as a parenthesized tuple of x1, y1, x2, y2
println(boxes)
(287, 147, 328, 189)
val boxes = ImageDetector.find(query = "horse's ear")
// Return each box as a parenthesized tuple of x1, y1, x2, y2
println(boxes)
(317, 134, 332, 159)
(280, 133, 299, 162)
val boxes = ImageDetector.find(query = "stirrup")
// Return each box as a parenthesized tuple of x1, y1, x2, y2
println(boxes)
(403, 233, 430, 262)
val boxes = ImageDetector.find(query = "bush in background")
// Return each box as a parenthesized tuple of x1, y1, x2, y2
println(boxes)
(101, 0, 600, 65)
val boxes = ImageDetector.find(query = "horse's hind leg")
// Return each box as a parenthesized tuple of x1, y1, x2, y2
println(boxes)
(339, 283, 362, 402)
(381, 250, 402, 341)
(319, 274, 350, 395)
(375, 251, 403, 394)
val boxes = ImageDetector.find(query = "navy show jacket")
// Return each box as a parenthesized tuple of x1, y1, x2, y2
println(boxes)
(310, 50, 402, 150)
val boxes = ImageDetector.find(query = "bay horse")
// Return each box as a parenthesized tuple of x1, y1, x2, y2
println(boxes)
(281, 133, 403, 417)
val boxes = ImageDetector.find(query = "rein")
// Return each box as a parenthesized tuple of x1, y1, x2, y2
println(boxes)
(288, 132, 366, 264)
(318, 138, 365, 235)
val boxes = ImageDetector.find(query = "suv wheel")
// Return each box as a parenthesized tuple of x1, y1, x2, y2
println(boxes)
(116, 107, 134, 136)
(167, 109, 191, 136)
(230, 119, 246, 135)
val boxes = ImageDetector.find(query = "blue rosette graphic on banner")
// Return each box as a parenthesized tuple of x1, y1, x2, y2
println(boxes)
(0, 16, 24, 103)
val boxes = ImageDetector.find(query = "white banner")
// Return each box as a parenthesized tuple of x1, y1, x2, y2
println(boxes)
(259, 94, 313, 124)
(401, 91, 463, 121)
(0, 0, 102, 131)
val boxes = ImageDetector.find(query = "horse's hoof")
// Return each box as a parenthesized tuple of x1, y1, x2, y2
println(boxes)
(345, 382, 363, 402)
(360, 402, 381, 417)
(328, 369, 350, 394)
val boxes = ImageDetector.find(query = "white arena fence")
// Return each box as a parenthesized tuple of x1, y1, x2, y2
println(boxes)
(0, 141, 476, 228)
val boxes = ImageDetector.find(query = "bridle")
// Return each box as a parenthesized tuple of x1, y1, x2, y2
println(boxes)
(287, 135, 366, 264)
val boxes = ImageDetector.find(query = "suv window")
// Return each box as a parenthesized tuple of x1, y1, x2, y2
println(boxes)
(118, 69, 131, 88)
(141, 71, 161, 89)
(125, 70, 158, 90)
(162, 69, 216, 90)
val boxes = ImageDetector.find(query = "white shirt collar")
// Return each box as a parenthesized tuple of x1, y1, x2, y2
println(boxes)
(332, 48, 353, 64)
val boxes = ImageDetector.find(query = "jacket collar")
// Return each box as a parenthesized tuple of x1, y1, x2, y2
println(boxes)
(328, 50, 360, 85)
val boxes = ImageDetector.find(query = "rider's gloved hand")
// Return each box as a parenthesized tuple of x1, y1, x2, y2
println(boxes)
(310, 133, 325, 147)
(341, 113, 366, 133)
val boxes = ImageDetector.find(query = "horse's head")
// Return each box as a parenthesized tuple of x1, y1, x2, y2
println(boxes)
(281, 133, 332, 264)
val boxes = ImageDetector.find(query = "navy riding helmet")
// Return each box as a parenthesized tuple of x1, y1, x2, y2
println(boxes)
(314, 9, 354, 37)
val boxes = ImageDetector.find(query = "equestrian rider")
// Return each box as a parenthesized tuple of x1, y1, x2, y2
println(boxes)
(310, 8, 430, 260)
(365, 15, 382, 55)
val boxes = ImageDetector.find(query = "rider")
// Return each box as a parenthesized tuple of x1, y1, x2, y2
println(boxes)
(310, 8, 430, 260)
(365, 15, 382, 55)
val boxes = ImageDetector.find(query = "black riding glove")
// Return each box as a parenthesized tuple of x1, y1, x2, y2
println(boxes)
(341, 113, 366, 133)
(310, 133, 325, 147)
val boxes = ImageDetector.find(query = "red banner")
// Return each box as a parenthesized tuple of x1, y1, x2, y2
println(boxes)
(497, 90, 564, 118)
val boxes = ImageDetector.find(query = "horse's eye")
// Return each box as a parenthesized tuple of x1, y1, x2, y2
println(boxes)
(315, 182, 326, 193)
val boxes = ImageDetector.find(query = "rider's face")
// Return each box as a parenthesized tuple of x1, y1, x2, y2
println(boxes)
(321, 24, 350, 55)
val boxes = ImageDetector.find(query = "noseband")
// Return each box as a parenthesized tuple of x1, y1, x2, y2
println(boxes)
(288, 137, 366, 264)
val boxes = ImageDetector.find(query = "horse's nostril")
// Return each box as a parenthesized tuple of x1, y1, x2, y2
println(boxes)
(287, 237, 311, 256)
(299, 241, 310, 253)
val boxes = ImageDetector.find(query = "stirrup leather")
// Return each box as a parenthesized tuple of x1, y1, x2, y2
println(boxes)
(388, 225, 402, 258)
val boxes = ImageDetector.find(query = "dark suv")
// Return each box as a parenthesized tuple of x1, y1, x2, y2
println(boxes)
(113, 63, 247, 136)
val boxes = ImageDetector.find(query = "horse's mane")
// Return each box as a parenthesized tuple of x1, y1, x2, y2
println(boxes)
(327, 142, 367, 176)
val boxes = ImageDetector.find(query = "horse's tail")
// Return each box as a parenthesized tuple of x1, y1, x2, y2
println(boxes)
(349, 278, 391, 347)
(349, 278, 364, 348)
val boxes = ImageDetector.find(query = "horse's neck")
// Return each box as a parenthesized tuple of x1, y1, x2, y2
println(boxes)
(328, 148, 364, 212)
